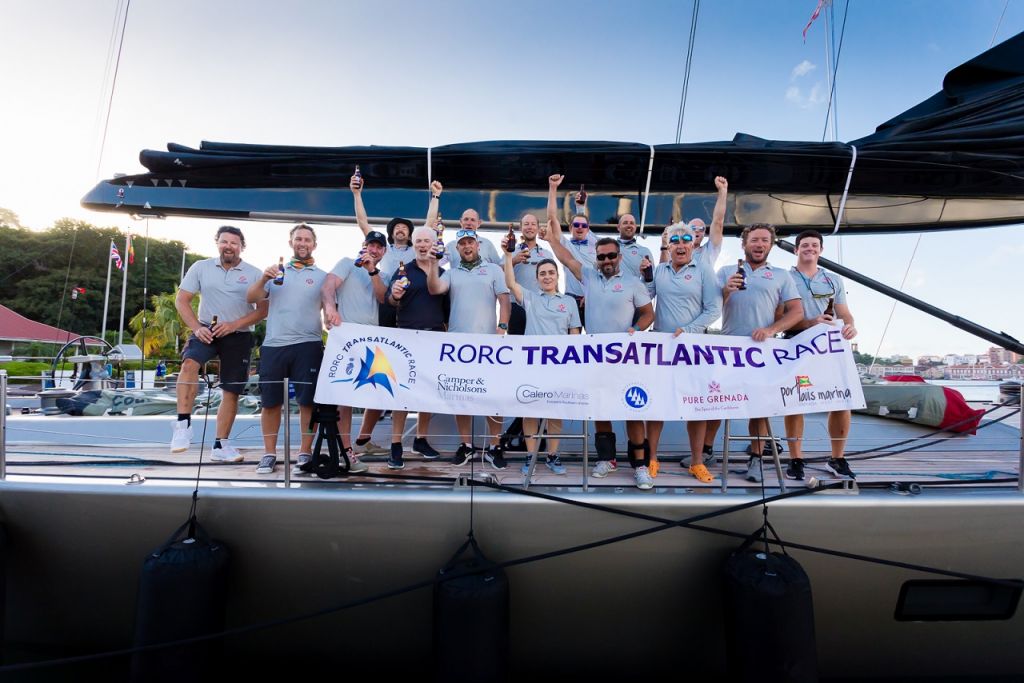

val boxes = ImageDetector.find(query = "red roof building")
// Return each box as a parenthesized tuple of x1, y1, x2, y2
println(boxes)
(0, 304, 80, 354)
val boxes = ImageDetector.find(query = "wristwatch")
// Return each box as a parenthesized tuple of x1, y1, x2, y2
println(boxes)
(498, 322, 508, 330)
(369, 269, 380, 276)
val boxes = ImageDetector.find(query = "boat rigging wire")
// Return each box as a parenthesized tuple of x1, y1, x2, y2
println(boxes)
(991, 0, 1010, 47)
(866, 233, 923, 377)
(673, 0, 701, 144)
(53, 227, 79, 349)
(2, 477, 1020, 674)
(94, 0, 131, 179)
(821, 0, 850, 142)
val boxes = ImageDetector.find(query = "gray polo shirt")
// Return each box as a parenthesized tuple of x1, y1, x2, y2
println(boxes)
(378, 245, 416, 281)
(693, 240, 722, 269)
(512, 243, 556, 293)
(790, 266, 848, 319)
(179, 257, 262, 331)
(262, 264, 327, 346)
(445, 237, 502, 267)
(331, 257, 380, 326)
(581, 265, 651, 334)
(716, 261, 799, 336)
(521, 289, 582, 335)
(441, 261, 510, 333)
(560, 233, 598, 297)
(617, 238, 654, 280)
(651, 260, 722, 333)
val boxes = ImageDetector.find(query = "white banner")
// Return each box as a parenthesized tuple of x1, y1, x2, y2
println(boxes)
(314, 323, 866, 421)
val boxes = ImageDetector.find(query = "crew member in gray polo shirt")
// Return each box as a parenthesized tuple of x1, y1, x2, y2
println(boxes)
(321, 229, 391, 471)
(547, 175, 657, 490)
(615, 213, 655, 284)
(444, 209, 502, 266)
(245, 223, 332, 475)
(507, 212, 555, 335)
(546, 176, 597, 327)
(660, 176, 728, 269)
(171, 225, 267, 461)
(503, 232, 581, 479)
(703, 223, 803, 482)
(782, 229, 859, 481)
(645, 223, 722, 484)
(427, 226, 511, 469)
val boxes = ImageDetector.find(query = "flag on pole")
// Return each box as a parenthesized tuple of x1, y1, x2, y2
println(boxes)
(110, 240, 123, 270)
(127, 234, 135, 265)
(802, 0, 829, 42)
(71, 286, 86, 300)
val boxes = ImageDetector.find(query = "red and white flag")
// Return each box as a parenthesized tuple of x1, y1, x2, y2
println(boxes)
(110, 240, 123, 270)
(802, 0, 830, 42)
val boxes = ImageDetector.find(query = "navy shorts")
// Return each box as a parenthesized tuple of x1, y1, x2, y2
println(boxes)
(258, 341, 324, 407)
(182, 332, 254, 394)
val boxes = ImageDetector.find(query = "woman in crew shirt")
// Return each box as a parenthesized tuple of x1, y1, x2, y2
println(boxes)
(502, 233, 582, 478)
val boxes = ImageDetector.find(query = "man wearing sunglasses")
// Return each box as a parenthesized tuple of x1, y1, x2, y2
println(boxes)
(781, 230, 858, 481)
(547, 173, 657, 489)
(427, 225, 512, 469)
(661, 176, 728, 268)
(706, 223, 804, 483)
(444, 208, 503, 267)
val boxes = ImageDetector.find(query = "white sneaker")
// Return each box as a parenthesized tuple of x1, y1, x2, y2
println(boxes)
(211, 440, 242, 463)
(170, 419, 192, 453)
(256, 454, 277, 474)
(292, 453, 312, 474)
(592, 459, 618, 478)
(634, 465, 655, 490)
(347, 451, 369, 474)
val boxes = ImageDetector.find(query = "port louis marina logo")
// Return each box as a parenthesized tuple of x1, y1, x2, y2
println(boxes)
(327, 336, 416, 396)
(779, 374, 853, 409)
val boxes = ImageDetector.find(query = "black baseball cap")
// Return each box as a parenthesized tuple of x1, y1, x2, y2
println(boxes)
(365, 230, 387, 246)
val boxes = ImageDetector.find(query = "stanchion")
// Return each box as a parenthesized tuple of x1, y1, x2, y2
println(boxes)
(0, 369, 6, 480)
(1018, 380, 1023, 494)
(284, 377, 291, 488)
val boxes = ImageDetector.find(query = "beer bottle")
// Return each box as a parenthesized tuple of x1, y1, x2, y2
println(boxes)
(642, 258, 654, 283)
(273, 256, 285, 285)
(736, 259, 747, 290)
(432, 212, 446, 259)
(824, 296, 836, 318)
(354, 246, 367, 267)
(353, 164, 362, 189)
(575, 184, 587, 214)
(209, 315, 218, 331)
(505, 223, 516, 253)
(396, 261, 410, 290)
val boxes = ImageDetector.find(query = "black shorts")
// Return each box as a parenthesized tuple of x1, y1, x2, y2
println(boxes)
(259, 341, 324, 407)
(182, 332, 254, 394)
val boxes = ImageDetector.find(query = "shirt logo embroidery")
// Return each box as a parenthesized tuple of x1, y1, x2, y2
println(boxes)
(684, 274, 693, 281)
(306, 278, 315, 285)
(613, 283, 623, 292)
(238, 276, 249, 283)
(764, 271, 774, 279)
(558, 304, 567, 312)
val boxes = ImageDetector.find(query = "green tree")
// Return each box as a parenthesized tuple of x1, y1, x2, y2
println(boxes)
(129, 292, 195, 356)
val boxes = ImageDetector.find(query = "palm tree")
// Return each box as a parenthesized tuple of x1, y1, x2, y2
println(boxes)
(129, 292, 194, 356)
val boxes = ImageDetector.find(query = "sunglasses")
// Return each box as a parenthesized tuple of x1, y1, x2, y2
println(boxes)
(455, 229, 478, 239)
(595, 252, 619, 261)
(571, 221, 589, 228)
(668, 233, 694, 244)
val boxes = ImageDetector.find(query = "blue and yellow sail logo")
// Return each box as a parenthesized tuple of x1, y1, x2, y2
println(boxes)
(353, 346, 399, 395)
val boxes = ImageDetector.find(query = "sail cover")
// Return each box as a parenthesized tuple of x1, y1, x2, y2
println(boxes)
(81, 33, 1024, 234)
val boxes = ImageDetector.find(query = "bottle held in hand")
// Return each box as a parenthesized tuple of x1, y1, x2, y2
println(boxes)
(432, 213, 446, 259)
(396, 261, 410, 290)
(504, 223, 517, 253)
(209, 315, 218, 331)
(354, 246, 368, 267)
(353, 164, 362, 189)
(273, 256, 285, 285)
(736, 259, 747, 290)
(824, 296, 835, 318)
(642, 260, 654, 283)
(575, 184, 587, 214)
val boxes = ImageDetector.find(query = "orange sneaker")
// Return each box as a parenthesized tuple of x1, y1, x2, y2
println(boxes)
(649, 458, 660, 477)
(688, 463, 714, 483)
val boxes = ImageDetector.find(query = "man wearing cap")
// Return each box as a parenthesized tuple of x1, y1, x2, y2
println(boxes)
(320, 228, 391, 472)
(661, 176, 728, 269)
(782, 229, 859, 481)
(444, 209, 503, 267)
(171, 225, 267, 461)
(427, 219, 512, 469)
(245, 223, 327, 475)
(704, 223, 804, 483)
(547, 173, 657, 490)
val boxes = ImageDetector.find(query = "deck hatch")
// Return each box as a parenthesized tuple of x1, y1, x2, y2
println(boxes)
(894, 580, 1021, 621)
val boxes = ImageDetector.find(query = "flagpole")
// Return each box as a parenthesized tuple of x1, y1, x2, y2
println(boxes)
(117, 234, 130, 346)
(101, 240, 113, 341)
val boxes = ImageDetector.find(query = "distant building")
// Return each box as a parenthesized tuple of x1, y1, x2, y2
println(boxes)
(917, 355, 942, 365)
(945, 364, 1024, 380)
